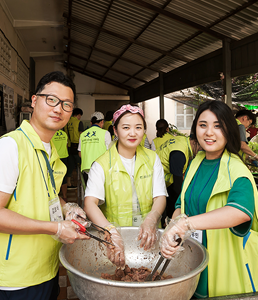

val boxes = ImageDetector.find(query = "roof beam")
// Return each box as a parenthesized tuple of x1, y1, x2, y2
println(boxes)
(100, 0, 173, 79)
(66, 51, 148, 83)
(30, 52, 63, 57)
(82, 0, 114, 73)
(66, 0, 73, 68)
(63, 36, 159, 72)
(64, 63, 130, 90)
(63, 13, 191, 63)
(13, 20, 63, 28)
(123, 0, 256, 84)
(126, 0, 229, 40)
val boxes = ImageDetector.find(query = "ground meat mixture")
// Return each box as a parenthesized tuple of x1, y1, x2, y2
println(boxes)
(104, 230, 115, 249)
(101, 265, 173, 282)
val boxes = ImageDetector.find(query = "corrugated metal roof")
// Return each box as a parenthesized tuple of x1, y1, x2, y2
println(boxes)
(64, 0, 258, 90)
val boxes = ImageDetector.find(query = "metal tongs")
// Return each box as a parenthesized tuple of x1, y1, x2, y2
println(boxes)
(145, 236, 182, 281)
(72, 214, 114, 246)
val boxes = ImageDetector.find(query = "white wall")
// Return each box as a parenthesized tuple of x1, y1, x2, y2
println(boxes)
(0, 4, 30, 132)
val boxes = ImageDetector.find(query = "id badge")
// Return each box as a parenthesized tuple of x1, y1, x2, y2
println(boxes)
(133, 214, 142, 226)
(49, 197, 63, 222)
(191, 230, 203, 244)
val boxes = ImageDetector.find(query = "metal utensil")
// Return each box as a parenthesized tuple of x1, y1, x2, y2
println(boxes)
(154, 259, 171, 281)
(146, 236, 182, 281)
(72, 219, 114, 246)
(145, 253, 164, 281)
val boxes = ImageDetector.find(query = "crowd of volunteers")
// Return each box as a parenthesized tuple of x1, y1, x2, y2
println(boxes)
(0, 70, 258, 300)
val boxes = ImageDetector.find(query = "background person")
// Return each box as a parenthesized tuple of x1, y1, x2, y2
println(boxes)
(78, 111, 111, 186)
(51, 129, 69, 201)
(84, 104, 167, 268)
(103, 110, 114, 139)
(247, 123, 258, 141)
(64, 108, 84, 189)
(156, 134, 199, 225)
(235, 109, 257, 160)
(151, 119, 172, 151)
(160, 100, 258, 298)
(0, 71, 89, 300)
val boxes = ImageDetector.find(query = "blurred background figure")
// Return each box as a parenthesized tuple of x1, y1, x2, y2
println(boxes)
(51, 129, 69, 201)
(151, 119, 171, 151)
(64, 108, 84, 189)
(78, 111, 111, 187)
(103, 110, 115, 140)
(247, 123, 258, 141)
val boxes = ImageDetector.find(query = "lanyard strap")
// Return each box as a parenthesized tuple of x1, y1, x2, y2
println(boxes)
(187, 159, 220, 215)
(41, 150, 56, 191)
(19, 127, 56, 198)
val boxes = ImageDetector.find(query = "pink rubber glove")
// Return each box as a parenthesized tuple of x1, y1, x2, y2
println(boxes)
(160, 214, 195, 259)
(138, 210, 161, 251)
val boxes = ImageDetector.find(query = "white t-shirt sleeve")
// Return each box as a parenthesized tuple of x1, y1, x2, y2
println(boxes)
(78, 138, 81, 151)
(105, 131, 112, 149)
(153, 153, 168, 197)
(0, 137, 19, 194)
(84, 161, 105, 205)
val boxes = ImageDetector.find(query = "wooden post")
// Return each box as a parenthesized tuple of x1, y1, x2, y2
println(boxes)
(223, 39, 232, 108)
(159, 72, 164, 119)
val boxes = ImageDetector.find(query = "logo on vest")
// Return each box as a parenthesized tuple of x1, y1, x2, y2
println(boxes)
(84, 131, 97, 138)
(139, 174, 152, 179)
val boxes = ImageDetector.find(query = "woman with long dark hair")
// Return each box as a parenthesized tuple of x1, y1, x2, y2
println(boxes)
(160, 100, 258, 298)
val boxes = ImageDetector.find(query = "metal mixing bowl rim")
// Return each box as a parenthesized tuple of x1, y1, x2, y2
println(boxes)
(59, 233, 209, 288)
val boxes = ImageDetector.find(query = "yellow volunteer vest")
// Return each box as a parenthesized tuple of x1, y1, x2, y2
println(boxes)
(97, 142, 156, 226)
(236, 118, 247, 161)
(152, 132, 172, 150)
(80, 125, 107, 172)
(51, 130, 68, 159)
(181, 150, 258, 297)
(64, 116, 80, 144)
(156, 136, 193, 187)
(103, 120, 112, 130)
(0, 120, 66, 287)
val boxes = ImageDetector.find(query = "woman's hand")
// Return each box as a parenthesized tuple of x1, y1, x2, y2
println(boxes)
(106, 225, 125, 269)
(160, 214, 194, 258)
(138, 210, 161, 251)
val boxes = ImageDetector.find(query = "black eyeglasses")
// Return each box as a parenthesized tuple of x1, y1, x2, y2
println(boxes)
(36, 94, 74, 112)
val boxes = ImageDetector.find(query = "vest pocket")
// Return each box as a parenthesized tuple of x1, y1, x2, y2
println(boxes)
(242, 229, 258, 292)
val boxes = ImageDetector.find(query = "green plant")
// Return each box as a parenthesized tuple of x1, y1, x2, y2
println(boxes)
(168, 124, 189, 137)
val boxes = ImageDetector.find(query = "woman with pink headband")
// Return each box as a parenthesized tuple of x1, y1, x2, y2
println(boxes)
(84, 104, 167, 268)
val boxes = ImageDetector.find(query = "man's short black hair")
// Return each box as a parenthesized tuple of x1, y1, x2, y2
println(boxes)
(35, 71, 76, 100)
(72, 108, 83, 116)
(235, 109, 256, 125)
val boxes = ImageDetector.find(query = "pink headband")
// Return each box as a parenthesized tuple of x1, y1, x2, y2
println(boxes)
(113, 104, 144, 123)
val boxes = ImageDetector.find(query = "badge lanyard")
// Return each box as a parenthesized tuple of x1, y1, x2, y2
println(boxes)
(19, 128, 63, 221)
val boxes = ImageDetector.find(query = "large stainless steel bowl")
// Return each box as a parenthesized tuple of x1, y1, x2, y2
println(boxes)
(59, 227, 208, 300)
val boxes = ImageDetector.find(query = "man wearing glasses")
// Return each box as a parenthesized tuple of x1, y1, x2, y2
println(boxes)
(235, 109, 258, 161)
(0, 71, 89, 300)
